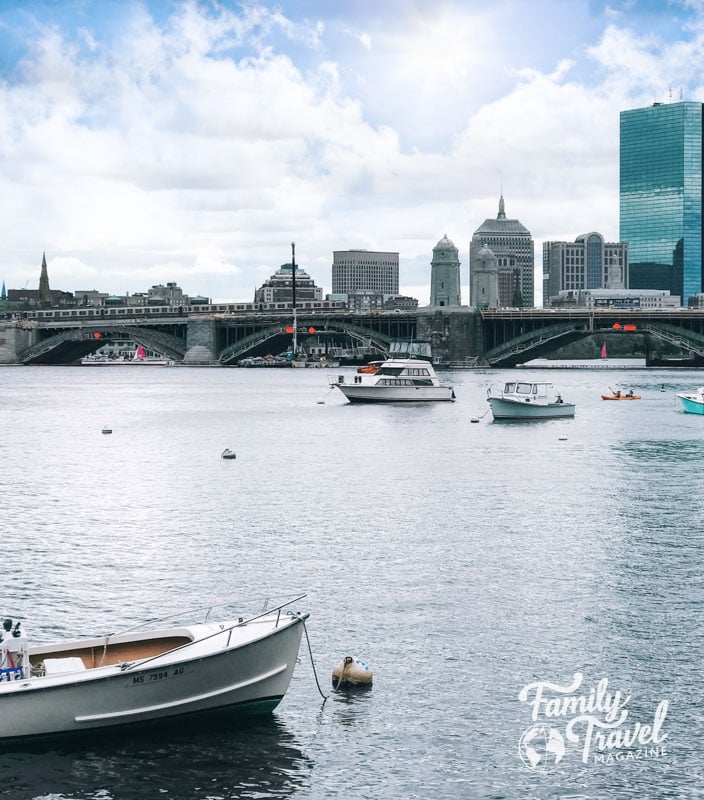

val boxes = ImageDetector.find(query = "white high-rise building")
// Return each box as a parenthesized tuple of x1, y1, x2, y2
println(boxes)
(332, 250, 399, 294)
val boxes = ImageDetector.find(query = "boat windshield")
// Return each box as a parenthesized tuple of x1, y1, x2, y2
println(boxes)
(377, 367, 404, 376)
(504, 382, 516, 393)
(515, 382, 534, 394)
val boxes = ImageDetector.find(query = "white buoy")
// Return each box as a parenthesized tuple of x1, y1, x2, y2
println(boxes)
(331, 655, 372, 689)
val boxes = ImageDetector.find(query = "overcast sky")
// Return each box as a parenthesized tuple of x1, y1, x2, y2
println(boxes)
(2, 0, 704, 305)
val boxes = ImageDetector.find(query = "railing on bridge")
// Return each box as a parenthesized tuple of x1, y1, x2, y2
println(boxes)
(483, 324, 584, 366)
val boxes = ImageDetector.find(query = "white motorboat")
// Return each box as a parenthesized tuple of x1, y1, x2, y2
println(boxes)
(328, 358, 455, 403)
(676, 387, 704, 414)
(0, 596, 307, 743)
(487, 381, 575, 420)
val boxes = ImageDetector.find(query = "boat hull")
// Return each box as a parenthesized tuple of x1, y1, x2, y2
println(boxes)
(601, 395, 641, 400)
(676, 394, 704, 414)
(488, 398, 575, 420)
(335, 385, 454, 403)
(0, 615, 305, 743)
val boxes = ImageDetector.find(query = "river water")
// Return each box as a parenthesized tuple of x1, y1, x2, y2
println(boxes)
(0, 364, 702, 799)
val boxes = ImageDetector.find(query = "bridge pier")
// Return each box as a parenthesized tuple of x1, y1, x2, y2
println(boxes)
(0, 321, 37, 365)
(184, 318, 217, 363)
(417, 308, 484, 366)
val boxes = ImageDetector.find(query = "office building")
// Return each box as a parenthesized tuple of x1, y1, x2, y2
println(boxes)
(255, 263, 323, 305)
(620, 101, 703, 304)
(553, 288, 679, 309)
(332, 250, 399, 295)
(470, 196, 534, 307)
(542, 232, 629, 306)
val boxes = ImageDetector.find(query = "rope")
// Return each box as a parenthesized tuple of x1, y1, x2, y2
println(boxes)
(298, 613, 328, 703)
(317, 385, 336, 404)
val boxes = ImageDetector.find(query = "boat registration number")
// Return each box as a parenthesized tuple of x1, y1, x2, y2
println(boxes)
(132, 666, 184, 685)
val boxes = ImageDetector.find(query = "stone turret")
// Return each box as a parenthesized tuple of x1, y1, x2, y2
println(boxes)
(471, 245, 500, 309)
(429, 234, 462, 307)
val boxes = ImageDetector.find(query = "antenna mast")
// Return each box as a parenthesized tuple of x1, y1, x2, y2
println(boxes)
(291, 241, 297, 355)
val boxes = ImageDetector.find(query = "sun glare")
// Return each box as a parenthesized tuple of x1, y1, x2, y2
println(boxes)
(393, 12, 486, 89)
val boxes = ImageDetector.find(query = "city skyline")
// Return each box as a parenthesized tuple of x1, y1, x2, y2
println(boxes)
(2, 0, 704, 305)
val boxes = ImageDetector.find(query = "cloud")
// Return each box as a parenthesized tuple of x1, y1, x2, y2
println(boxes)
(342, 28, 372, 50)
(1, 0, 704, 307)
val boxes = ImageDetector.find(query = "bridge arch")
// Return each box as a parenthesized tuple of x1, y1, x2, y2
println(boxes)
(19, 325, 187, 365)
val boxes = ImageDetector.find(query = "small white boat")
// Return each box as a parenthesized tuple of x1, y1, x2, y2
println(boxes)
(676, 387, 704, 414)
(487, 381, 575, 420)
(0, 596, 307, 743)
(328, 358, 454, 403)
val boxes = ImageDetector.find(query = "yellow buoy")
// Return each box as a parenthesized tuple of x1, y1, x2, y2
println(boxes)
(332, 655, 372, 689)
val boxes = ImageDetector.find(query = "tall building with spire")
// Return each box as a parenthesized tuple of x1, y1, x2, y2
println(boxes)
(38, 252, 51, 306)
(429, 234, 461, 307)
(470, 196, 534, 307)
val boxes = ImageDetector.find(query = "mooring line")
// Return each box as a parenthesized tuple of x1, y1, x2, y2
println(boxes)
(297, 613, 329, 703)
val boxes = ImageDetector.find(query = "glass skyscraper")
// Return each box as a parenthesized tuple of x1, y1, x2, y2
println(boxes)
(620, 101, 704, 304)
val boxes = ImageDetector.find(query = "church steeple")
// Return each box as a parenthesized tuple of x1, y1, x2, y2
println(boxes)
(38, 252, 51, 306)
(497, 194, 506, 220)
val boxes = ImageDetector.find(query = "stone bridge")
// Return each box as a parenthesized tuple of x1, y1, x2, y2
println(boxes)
(4, 306, 704, 365)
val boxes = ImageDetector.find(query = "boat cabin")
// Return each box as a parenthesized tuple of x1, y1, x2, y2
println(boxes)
(503, 381, 549, 398)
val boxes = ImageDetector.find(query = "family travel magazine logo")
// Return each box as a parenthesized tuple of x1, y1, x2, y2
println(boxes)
(517, 672, 668, 770)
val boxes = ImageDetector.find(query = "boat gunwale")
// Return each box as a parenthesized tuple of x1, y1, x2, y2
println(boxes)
(0, 612, 307, 695)
(3, 595, 308, 689)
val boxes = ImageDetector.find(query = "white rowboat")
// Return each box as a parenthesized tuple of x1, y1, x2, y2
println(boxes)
(0, 596, 307, 743)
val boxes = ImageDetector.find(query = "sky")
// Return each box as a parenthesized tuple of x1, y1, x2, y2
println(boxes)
(2, 0, 704, 305)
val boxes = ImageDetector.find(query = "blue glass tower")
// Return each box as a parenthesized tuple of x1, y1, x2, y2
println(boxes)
(620, 101, 703, 304)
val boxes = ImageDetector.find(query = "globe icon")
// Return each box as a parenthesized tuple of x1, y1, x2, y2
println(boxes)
(518, 724, 565, 771)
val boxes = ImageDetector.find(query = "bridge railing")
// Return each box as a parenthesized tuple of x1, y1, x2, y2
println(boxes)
(640, 323, 704, 358)
(219, 326, 286, 363)
(484, 324, 582, 364)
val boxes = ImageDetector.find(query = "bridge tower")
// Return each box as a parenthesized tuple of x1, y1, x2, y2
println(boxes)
(429, 234, 461, 307)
